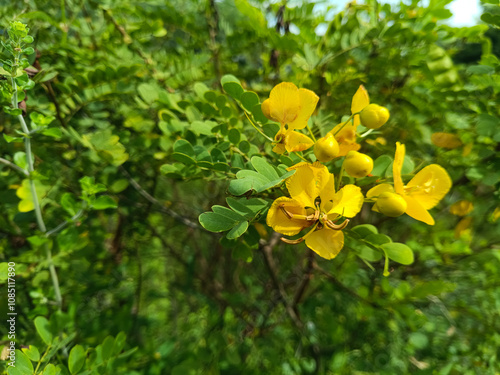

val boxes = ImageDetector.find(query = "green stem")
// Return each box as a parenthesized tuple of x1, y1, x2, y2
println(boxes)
(11, 70, 63, 309)
(306, 123, 316, 142)
(243, 111, 274, 142)
(332, 112, 359, 136)
(294, 152, 308, 163)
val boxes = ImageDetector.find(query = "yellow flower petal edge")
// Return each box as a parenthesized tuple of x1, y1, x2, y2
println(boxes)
(288, 88, 319, 130)
(450, 200, 474, 216)
(406, 164, 452, 210)
(266, 196, 310, 236)
(351, 85, 370, 127)
(268, 82, 301, 125)
(366, 183, 395, 199)
(328, 185, 364, 218)
(403, 195, 435, 225)
(305, 228, 344, 260)
(393, 142, 405, 195)
(284, 131, 315, 153)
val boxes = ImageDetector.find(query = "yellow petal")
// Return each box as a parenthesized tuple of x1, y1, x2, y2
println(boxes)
(288, 88, 319, 130)
(351, 85, 370, 114)
(404, 195, 435, 225)
(272, 143, 286, 154)
(351, 85, 370, 127)
(328, 184, 364, 218)
(284, 131, 314, 152)
(331, 125, 360, 157)
(261, 99, 271, 119)
(319, 170, 336, 213)
(266, 197, 309, 236)
(393, 142, 405, 195)
(305, 228, 344, 260)
(454, 217, 472, 239)
(366, 183, 395, 199)
(268, 82, 300, 125)
(286, 163, 318, 208)
(449, 200, 473, 216)
(286, 162, 328, 207)
(431, 132, 462, 149)
(406, 164, 452, 210)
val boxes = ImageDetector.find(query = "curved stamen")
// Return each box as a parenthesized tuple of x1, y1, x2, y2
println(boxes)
(325, 218, 349, 231)
(279, 205, 319, 221)
(280, 222, 319, 245)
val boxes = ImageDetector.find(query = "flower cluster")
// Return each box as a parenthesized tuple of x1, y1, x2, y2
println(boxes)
(261, 82, 452, 260)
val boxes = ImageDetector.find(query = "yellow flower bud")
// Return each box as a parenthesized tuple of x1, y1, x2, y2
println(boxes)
(343, 151, 373, 178)
(359, 104, 390, 129)
(314, 133, 340, 162)
(374, 192, 407, 217)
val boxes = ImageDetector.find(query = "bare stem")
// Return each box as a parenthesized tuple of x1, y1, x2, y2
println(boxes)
(10, 70, 62, 308)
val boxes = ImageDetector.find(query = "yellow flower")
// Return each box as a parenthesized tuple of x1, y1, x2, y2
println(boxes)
(449, 200, 473, 216)
(367, 142, 452, 225)
(431, 132, 462, 149)
(330, 85, 370, 156)
(261, 82, 319, 154)
(266, 162, 364, 259)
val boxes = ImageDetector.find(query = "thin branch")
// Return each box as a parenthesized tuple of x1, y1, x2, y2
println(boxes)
(259, 232, 304, 329)
(119, 166, 199, 229)
(45, 207, 86, 237)
(0, 157, 29, 176)
(292, 249, 315, 309)
(314, 264, 386, 310)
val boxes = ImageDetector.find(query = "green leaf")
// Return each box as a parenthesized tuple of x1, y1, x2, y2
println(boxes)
(190, 120, 216, 136)
(221, 75, 243, 99)
(22, 345, 40, 362)
(364, 233, 392, 246)
(199, 212, 239, 232)
(381, 242, 414, 265)
(68, 345, 85, 374)
(61, 193, 79, 216)
(42, 364, 56, 375)
(113, 332, 127, 355)
(228, 128, 241, 144)
(172, 139, 197, 165)
(137, 82, 160, 103)
(226, 197, 268, 219)
(101, 336, 115, 359)
(226, 221, 249, 239)
(371, 155, 392, 176)
(466, 65, 495, 75)
(251, 156, 279, 181)
(13, 152, 28, 170)
(41, 127, 62, 138)
(212, 205, 246, 221)
(3, 134, 23, 143)
(251, 103, 268, 124)
(7, 350, 33, 375)
(351, 224, 378, 238)
(92, 196, 117, 210)
(34, 316, 53, 345)
(240, 91, 259, 112)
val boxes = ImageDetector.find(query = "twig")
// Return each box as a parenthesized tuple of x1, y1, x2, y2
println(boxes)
(45, 207, 86, 237)
(292, 249, 315, 309)
(0, 157, 29, 176)
(119, 166, 199, 229)
(259, 232, 304, 329)
(314, 264, 385, 310)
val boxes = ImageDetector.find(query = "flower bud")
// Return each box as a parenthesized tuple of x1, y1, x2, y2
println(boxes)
(343, 151, 373, 178)
(360, 104, 390, 129)
(374, 192, 407, 217)
(314, 133, 339, 162)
